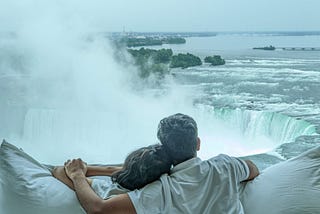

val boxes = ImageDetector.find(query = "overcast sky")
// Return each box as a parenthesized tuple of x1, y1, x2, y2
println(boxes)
(1, 0, 320, 32)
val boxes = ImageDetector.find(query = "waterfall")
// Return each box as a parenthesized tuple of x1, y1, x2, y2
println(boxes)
(1, 107, 160, 164)
(212, 108, 317, 145)
(1, 106, 317, 162)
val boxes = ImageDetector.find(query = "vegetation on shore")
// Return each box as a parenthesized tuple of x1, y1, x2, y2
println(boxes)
(127, 48, 172, 78)
(128, 48, 173, 64)
(164, 37, 186, 44)
(126, 47, 225, 78)
(204, 55, 226, 66)
(121, 37, 186, 47)
(170, 53, 202, 68)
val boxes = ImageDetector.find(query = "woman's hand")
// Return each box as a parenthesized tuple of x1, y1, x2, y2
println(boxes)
(64, 158, 88, 180)
(52, 166, 75, 189)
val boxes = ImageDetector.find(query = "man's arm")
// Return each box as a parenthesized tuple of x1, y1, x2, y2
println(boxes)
(223, 155, 260, 182)
(243, 160, 259, 181)
(65, 159, 136, 214)
(86, 165, 122, 177)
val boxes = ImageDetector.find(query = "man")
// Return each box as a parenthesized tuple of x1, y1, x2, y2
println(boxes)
(65, 113, 259, 214)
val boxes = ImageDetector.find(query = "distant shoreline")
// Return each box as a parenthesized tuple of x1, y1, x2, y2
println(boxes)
(110, 31, 320, 38)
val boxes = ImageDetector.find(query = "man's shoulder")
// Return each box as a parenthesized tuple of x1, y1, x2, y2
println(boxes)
(206, 154, 250, 181)
(206, 154, 233, 164)
(205, 154, 245, 171)
(132, 174, 166, 194)
(127, 176, 167, 214)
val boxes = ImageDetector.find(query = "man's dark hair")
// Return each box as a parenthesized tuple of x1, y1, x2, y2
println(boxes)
(157, 113, 198, 165)
(111, 144, 171, 190)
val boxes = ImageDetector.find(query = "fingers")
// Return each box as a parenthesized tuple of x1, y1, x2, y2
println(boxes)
(63, 159, 87, 169)
(63, 158, 87, 178)
(64, 158, 86, 164)
(64, 159, 71, 166)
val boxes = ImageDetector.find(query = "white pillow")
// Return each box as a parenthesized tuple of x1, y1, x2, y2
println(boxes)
(241, 145, 320, 214)
(0, 140, 85, 214)
(2, 139, 320, 214)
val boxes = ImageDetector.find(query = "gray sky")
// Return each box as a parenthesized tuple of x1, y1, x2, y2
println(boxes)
(1, 0, 320, 32)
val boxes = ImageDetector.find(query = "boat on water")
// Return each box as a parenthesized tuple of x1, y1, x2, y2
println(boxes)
(253, 45, 276, 50)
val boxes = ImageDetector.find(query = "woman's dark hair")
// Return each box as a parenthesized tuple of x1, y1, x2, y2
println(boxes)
(111, 144, 172, 190)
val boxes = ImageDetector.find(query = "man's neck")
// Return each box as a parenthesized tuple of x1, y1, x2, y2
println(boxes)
(172, 154, 197, 166)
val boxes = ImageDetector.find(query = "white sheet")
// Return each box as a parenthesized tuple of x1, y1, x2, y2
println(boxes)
(241, 145, 320, 214)
(0, 140, 85, 214)
(1, 140, 320, 214)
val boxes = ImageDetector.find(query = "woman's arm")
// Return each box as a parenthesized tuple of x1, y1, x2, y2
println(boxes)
(52, 164, 122, 189)
(64, 159, 136, 214)
(52, 166, 76, 189)
(52, 166, 92, 190)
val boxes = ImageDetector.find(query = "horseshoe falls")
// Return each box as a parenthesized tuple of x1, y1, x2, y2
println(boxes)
(212, 108, 316, 145)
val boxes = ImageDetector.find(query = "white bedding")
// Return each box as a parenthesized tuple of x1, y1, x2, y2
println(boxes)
(1, 140, 320, 214)
(0, 140, 85, 214)
(240, 144, 320, 214)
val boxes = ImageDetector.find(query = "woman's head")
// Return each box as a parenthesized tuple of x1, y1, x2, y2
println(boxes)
(111, 144, 172, 190)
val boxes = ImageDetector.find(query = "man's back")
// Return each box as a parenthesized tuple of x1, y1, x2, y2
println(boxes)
(128, 154, 250, 214)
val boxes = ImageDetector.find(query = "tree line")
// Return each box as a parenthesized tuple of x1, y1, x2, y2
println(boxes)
(127, 48, 225, 78)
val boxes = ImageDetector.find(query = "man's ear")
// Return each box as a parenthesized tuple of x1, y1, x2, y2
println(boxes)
(196, 137, 201, 151)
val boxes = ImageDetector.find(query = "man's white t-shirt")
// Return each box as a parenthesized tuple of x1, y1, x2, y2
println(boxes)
(128, 154, 250, 214)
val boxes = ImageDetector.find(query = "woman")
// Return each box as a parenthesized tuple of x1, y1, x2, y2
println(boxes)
(52, 144, 172, 199)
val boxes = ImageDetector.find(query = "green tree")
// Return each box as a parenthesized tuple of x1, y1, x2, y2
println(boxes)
(170, 53, 202, 69)
(127, 48, 172, 78)
(204, 55, 226, 66)
(153, 49, 173, 64)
